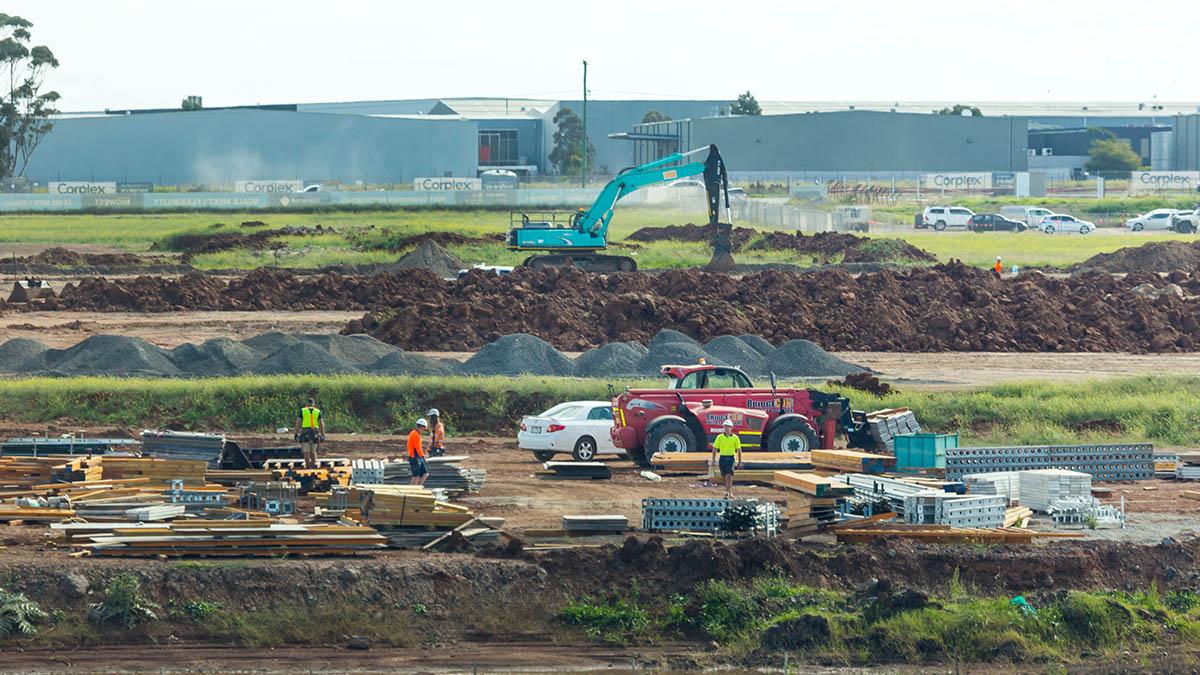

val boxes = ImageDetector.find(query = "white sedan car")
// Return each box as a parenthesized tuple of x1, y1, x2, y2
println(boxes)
(517, 400, 620, 462)
(1125, 209, 1180, 232)
(1040, 214, 1095, 234)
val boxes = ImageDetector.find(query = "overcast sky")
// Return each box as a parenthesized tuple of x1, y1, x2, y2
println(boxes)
(9, 0, 1193, 111)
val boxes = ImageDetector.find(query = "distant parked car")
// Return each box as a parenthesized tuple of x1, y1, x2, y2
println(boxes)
(726, 186, 749, 202)
(517, 400, 620, 462)
(969, 213, 1028, 232)
(1125, 209, 1180, 232)
(1040, 214, 1095, 234)
(1172, 209, 1200, 233)
(921, 206, 975, 231)
(999, 205, 1056, 228)
(668, 179, 704, 189)
(297, 184, 322, 193)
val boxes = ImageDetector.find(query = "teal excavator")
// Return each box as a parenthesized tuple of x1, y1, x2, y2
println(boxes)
(507, 144, 735, 272)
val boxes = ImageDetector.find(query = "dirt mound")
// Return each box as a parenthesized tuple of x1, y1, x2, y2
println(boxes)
(372, 230, 502, 252)
(153, 225, 337, 255)
(766, 339, 866, 377)
(573, 342, 648, 377)
(4, 247, 191, 275)
(829, 372, 894, 396)
(378, 240, 465, 278)
(372, 350, 460, 376)
(626, 222, 758, 252)
(0, 337, 48, 371)
(460, 333, 576, 376)
(748, 231, 936, 263)
(1074, 241, 1200, 274)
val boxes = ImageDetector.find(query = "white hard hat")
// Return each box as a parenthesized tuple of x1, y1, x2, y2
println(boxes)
(722, 419, 734, 427)
(426, 408, 440, 417)
(416, 418, 428, 428)
(996, 256, 1002, 260)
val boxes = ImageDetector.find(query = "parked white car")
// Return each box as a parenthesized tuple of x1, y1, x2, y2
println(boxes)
(1173, 209, 1200, 233)
(999, 205, 1056, 228)
(1125, 209, 1180, 232)
(1040, 213, 1095, 234)
(517, 400, 620, 462)
(921, 206, 975, 230)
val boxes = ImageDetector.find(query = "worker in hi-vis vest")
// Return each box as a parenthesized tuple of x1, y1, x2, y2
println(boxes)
(294, 397, 325, 469)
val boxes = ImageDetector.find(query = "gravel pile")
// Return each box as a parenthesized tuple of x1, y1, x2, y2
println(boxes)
(766, 339, 865, 377)
(704, 335, 768, 373)
(573, 342, 649, 377)
(461, 333, 576, 376)
(378, 240, 465, 278)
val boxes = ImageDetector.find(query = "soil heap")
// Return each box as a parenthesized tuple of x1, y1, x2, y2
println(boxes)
(626, 222, 759, 251)
(747, 231, 936, 263)
(377, 240, 465, 278)
(1073, 241, 1200, 274)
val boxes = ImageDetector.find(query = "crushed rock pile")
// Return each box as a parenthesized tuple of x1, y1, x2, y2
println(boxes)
(1073, 241, 1200, 275)
(377, 240, 465, 278)
(0, 330, 864, 379)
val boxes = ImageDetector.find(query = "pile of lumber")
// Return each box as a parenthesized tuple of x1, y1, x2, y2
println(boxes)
(865, 408, 921, 453)
(782, 494, 838, 534)
(651, 452, 811, 475)
(1004, 506, 1034, 528)
(831, 514, 1082, 544)
(773, 471, 855, 497)
(140, 430, 226, 465)
(538, 461, 611, 480)
(356, 485, 474, 529)
(94, 457, 208, 486)
(0, 504, 75, 522)
(380, 456, 486, 494)
(811, 449, 895, 474)
(0, 457, 62, 488)
(561, 515, 629, 533)
(59, 520, 386, 557)
(1176, 453, 1200, 480)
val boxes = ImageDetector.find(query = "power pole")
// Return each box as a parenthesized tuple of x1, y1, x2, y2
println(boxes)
(581, 60, 588, 188)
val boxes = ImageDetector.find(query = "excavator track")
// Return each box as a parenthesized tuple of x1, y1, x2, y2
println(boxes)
(523, 253, 637, 273)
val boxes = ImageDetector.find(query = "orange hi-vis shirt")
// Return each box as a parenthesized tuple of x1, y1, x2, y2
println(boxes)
(407, 429, 426, 458)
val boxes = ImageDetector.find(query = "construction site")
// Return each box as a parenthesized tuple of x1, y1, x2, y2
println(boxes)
(3, 3, 1200, 672)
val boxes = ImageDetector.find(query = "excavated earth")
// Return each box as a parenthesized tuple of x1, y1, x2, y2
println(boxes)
(25, 263, 1200, 352)
(627, 222, 760, 251)
(625, 222, 936, 263)
(1073, 240, 1200, 274)
(5, 247, 192, 275)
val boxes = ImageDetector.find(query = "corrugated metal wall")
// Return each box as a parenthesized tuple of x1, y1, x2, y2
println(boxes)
(1172, 115, 1200, 171)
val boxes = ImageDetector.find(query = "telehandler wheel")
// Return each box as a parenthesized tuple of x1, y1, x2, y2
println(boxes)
(644, 419, 697, 460)
(768, 419, 818, 453)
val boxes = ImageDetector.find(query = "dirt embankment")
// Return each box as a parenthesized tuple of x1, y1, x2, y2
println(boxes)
(28, 263, 1200, 352)
(627, 222, 760, 251)
(626, 223, 936, 264)
(1074, 240, 1200, 274)
(1, 247, 191, 275)
(152, 225, 339, 255)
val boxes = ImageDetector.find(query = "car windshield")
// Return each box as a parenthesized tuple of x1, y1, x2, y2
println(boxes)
(537, 402, 584, 418)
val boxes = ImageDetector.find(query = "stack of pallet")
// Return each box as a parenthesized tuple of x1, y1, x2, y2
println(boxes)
(141, 430, 226, 465)
(652, 452, 811, 475)
(810, 449, 895, 474)
(98, 457, 208, 486)
(1176, 453, 1200, 480)
(205, 468, 273, 485)
(381, 456, 486, 494)
(538, 462, 611, 480)
(561, 515, 629, 534)
(59, 520, 386, 557)
(865, 408, 921, 453)
(1019, 469, 1092, 512)
(962, 472, 1021, 504)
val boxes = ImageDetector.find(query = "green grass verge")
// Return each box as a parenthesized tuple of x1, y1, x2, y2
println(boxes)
(559, 577, 1200, 666)
(0, 374, 1194, 446)
(877, 230, 1192, 269)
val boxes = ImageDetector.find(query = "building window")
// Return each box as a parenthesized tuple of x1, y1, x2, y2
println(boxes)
(479, 130, 518, 166)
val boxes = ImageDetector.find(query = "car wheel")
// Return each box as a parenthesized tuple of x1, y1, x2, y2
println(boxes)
(767, 419, 819, 453)
(532, 450, 556, 462)
(1132, 223, 1143, 232)
(644, 419, 697, 462)
(934, 220, 947, 231)
(1079, 225, 1092, 234)
(572, 436, 598, 462)
(1043, 225, 1055, 234)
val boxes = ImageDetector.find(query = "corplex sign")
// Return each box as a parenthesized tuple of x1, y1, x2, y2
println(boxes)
(48, 181, 118, 195)
(234, 180, 303, 193)
(920, 173, 993, 190)
(414, 177, 482, 191)
(1129, 171, 1200, 194)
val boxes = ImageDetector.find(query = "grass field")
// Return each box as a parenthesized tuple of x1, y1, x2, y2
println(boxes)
(1, 373, 1194, 446)
(0, 205, 1182, 270)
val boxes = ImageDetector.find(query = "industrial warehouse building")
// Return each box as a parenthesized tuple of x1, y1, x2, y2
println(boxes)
(22, 97, 1200, 185)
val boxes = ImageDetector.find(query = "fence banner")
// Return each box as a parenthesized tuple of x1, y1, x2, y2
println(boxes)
(47, 181, 118, 195)
(920, 172, 993, 190)
(1129, 171, 1200, 194)
(413, 177, 483, 191)
(234, 180, 303, 193)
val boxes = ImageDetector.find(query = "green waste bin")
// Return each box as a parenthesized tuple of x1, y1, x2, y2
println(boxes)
(894, 432, 958, 469)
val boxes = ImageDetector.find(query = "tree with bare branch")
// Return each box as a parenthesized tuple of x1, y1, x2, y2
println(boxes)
(0, 13, 59, 182)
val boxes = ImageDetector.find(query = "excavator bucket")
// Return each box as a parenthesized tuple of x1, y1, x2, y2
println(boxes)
(7, 279, 55, 303)
(705, 223, 736, 272)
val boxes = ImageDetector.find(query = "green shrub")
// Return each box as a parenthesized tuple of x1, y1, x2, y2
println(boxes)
(88, 574, 160, 629)
(559, 597, 651, 640)
(0, 587, 47, 638)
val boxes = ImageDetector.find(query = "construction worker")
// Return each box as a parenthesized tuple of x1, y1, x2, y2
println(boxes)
(710, 418, 743, 499)
(407, 418, 429, 486)
(993, 256, 1004, 276)
(294, 397, 324, 469)
(426, 408, 446, 457)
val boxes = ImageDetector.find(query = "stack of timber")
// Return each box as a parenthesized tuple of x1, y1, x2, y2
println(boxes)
(865, 408, 921, 453)
(811, 449, 896, 474)
(356, 485, 474, 529)
(205, 469, 274, 486)
(1176, 453, 1200, 480)
(651, 452, 811, 475)
(0, 457, 62, 487)
(561, 515, 629, 534)
(538, 461, 611, 480)
(381, 456, 486, 494)
(98, 457, 208, 486)
(1, 436, 139, 457)
(0, 504, 75, 522)
(772, 471, 855, 498)
(782, 494, 839, 534)
(141, 430, 226, 466)
(62, 520, 386, 557)
(831, 514, 1083, 544)
(1004, 506, 1034, 528)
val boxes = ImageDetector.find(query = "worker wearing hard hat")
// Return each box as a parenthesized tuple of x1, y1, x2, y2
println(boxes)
(407, 418, 430, 486)
(294, 397, 324, 469)
(993, 256, 1003, 275)
(710, 418, 743, 499)
(426, 408, 446, 457)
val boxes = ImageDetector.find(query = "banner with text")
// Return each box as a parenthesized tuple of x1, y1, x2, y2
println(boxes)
(1129, 171, 1200, 194)
(413, 177, 482, 191)
(234, 180, 303, 193)
(920, 173, 993, 191)
(48, 181, 118, 195)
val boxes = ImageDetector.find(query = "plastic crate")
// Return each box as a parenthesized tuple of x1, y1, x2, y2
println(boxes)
(895, 433, 958, 469)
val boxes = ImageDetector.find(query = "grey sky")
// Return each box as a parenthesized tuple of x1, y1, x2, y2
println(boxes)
(9, 0, 1193, 111)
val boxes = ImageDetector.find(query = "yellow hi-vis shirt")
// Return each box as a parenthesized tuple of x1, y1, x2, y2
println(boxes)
(300, 406, 321, 429)
(713, 433, 741, 456)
